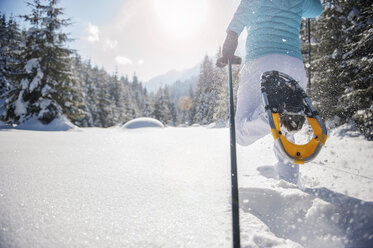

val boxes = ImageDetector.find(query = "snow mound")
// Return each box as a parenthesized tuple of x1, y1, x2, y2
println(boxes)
(207, 121, 228, 128)
(15, 116, 76, 131)
(122, 117, 164, 129)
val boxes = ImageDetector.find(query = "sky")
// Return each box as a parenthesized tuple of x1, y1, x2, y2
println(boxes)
(1, 0, 239, 82)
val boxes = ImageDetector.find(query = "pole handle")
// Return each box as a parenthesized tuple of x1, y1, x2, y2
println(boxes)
(217, 56, 242, 68)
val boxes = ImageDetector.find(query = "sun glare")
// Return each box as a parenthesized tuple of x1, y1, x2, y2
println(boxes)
(153, 0, 208, 38)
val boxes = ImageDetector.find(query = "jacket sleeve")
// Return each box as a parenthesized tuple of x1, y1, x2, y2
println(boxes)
(227, 0, 253, 35)
(302, 0, 322, 18)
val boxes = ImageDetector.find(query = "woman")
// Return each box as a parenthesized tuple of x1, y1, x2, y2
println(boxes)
(220, 0, 322, 184)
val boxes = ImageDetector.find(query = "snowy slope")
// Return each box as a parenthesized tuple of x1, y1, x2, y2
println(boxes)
(0, 125, 372, 248)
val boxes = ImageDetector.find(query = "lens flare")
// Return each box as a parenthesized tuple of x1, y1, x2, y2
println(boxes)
(153, 0, 208, 38)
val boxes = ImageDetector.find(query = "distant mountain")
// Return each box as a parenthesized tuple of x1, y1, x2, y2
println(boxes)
(144, 63, 200, 92)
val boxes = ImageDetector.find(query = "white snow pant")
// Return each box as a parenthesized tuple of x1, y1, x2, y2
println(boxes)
(235, 54, 307, 184)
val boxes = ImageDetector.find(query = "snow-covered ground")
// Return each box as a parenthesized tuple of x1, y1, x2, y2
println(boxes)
(0, 122, 372, 248)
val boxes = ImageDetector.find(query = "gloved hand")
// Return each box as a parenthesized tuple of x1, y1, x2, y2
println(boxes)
(217, 30, 238, 68)
(222, 30, 238, 59)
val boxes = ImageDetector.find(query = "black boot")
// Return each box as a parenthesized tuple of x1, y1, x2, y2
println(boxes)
(261, 71, 306, 133)
(280, 113, 305, 133)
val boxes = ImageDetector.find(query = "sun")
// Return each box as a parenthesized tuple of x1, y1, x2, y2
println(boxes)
(153, 0, 208, 39)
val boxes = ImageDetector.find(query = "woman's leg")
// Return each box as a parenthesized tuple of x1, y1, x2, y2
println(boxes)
(235, 60, 268, 146)
(235, 54, 307, 183)
(235, 54, 307, 147)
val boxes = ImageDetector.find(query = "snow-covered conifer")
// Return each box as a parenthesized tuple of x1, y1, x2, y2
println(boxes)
(311, 1, 347, 121)
(152, 86, 173, 125)
(337, 1, 373, 139)
(0, 15, 24, 124)
(3, 0, 82, 125)
(193, 55, 217, 125)
(311, 0, 373, 139)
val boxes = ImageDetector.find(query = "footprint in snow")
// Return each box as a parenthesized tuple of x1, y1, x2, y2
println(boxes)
(239, 183, 373, 247)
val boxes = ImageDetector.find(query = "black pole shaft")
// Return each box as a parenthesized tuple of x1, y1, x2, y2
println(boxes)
(228, 59, 241, 248)
(307, 18, 312, 95)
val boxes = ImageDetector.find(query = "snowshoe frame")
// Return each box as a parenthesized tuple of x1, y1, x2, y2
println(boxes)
(261, 71, 327, 164)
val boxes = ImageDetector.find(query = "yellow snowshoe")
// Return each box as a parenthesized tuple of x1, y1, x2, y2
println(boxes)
(261, 71, 327, 164)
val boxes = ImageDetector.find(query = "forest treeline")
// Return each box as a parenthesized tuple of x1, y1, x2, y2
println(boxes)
(0, 0, 371, 139)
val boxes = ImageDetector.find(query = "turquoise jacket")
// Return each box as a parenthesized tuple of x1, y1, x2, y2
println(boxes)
(227, 0, 322, 62)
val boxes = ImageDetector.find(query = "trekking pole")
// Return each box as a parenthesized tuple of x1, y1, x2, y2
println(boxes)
(227, 56, 241, 248)
(307, 18, 312, 95)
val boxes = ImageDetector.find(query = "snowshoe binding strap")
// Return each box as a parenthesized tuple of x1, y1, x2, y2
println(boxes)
(261, 71, 328, 164)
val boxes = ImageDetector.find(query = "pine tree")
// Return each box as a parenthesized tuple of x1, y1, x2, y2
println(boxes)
(193, 55, 217, 125)
(311, 1, 347, 121)
(108, 71, 121, 124)
(2, 0, 82, 125)
(337, 1, 373, 139)
(310, 0, 373, 139)
(95, 67, 112, 127)
(165, 86, 177, 126)
(187, 86, 196, 125)
(152, 86, 173, 125)
(0, 14, 7, 102)
(206, 49, 241, 125)
(129, 73, 147, 118)
(69, 54, 89, 126)
(120, 75, 136, 123)
(213, 66, 228, 124)
(142, 93, 154, 119)
(1, 15, 24, 124)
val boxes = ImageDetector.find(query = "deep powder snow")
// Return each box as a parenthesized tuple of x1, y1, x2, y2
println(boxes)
(0, 124, 372, 248)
